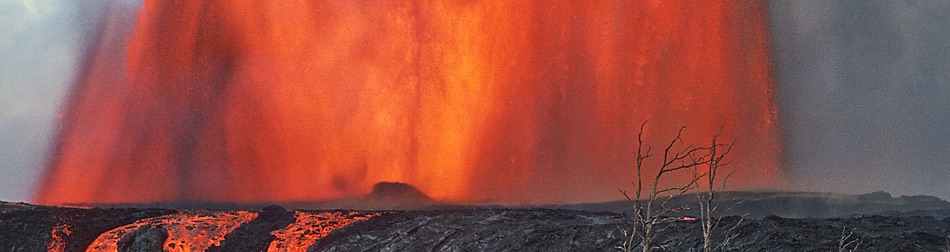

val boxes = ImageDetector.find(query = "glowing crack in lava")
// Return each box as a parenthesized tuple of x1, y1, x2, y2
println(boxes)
(37, 0, 782, 204)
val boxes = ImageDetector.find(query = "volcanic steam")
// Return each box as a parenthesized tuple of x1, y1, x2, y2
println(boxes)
(36, 0, 782, 205)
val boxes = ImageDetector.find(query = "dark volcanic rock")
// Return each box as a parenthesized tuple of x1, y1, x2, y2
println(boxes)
(309, 209, 950, 252)
(309, 209, 626, 251)
(562, 191, 950, 218)
(0, 202, 175, 251)
(724, 215, 950, 251)
(207, 205, 296, 252)
(3, 191, 950, 251)
(117, 225, 168, 252)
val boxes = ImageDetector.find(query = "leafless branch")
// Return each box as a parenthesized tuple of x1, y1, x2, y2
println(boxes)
(690, 128, 741, 252)
(838, 227, 862, 252)
(618, 121, 731, 252)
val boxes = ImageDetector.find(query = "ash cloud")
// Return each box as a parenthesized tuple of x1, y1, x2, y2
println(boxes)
(769, 1, 950, 199)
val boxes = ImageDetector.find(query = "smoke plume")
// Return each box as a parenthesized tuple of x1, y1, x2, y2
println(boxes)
(770, 0, 950, 199)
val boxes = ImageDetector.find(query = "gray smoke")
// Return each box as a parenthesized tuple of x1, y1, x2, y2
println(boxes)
(0, 0, 135, 202)
(0, 0, 81, 202)
(769, 0, 950, 199)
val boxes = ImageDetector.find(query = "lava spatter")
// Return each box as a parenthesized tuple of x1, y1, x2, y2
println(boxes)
(38, 0, 782, 205)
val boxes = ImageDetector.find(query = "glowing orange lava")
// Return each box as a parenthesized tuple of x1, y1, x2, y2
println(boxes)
(268, 211, 379, 251)
(86, 211, 257, 252)
(37, 0, 782, 204)
(47, 217, 71, 252)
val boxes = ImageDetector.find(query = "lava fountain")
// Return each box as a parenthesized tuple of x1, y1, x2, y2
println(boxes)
(36, 0, 782, 205)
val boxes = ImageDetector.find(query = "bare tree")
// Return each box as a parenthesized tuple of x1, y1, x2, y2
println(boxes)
(693, 130, 739, 252)
(838, 227, 862, 252)
(618, 122, 713, 252)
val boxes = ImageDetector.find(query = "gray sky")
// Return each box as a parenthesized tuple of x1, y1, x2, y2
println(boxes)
(0, 0, 84, 202)
(0, 1, 948, 202)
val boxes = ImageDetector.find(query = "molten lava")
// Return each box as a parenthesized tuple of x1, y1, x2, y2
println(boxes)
(37, 0, 782, 204)
(87, 211, 257, 251)
(83, 210, 375, 251)
(268, 211, 379, 251)
(47, 217, 71, 252)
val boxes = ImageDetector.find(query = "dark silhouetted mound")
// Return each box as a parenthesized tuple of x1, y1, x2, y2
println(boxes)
(361, 182, 435, 209)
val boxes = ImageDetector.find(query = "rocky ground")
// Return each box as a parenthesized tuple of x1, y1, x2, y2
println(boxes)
(313, 210, 950, 251)
(3, 186, 950, 251)
(2, 204, 950, 251)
